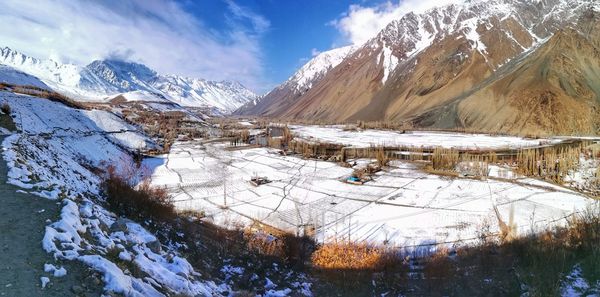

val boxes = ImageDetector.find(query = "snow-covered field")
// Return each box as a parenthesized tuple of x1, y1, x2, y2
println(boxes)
(147, 140, 594, 251)
(289, 125, 562, 150)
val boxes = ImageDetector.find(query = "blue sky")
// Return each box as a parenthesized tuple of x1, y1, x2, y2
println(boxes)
(187, 0, 374, 88)
(0, 0, 454, 93)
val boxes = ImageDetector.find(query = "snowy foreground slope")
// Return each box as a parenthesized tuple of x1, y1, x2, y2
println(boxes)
(0, 93, 264, 296)
(0, 47, 257, 113)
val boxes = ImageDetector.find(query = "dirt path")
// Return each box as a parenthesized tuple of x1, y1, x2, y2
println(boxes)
(0, 138, 102, 296)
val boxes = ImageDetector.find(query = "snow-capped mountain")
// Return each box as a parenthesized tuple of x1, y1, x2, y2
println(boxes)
(153, 75, 257, 113)
(239, 0, 600, 135)
(286, 45, 357, 94)
(235, 45, 356, 115)
(81, 60, 158, 94)
(0, 47, 81, 87)
(0, 47, 257, 113)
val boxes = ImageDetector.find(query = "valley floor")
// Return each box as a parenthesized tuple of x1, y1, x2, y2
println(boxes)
(146, 136, 594, 252)
(288, 125, 562, 150)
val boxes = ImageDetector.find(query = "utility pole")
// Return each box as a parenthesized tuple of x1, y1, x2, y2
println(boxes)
(223, 180, 227, 207)
(335, 213, 338, 243)
(348, 214, 351, 243)
(321, 210, 326, 243)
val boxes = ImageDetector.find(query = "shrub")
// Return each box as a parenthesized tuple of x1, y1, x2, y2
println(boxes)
(102, 163, 175, 222)
(1, 103, 10, 115)
(244, 230, 286, 258)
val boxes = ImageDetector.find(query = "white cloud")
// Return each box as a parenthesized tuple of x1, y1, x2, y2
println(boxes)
(311, 48, 321, 57)
(0, 0, 269, 92)
(332, 0, 462, 45)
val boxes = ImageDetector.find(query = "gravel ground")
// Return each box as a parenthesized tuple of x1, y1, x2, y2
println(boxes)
(0, 138, 103, 296)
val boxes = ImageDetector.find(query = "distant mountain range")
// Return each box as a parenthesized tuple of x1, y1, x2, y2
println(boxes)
(237, 0, 600, 135)
(0, 47, 257, 113)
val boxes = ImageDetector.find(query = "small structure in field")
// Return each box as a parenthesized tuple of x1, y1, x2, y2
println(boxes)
(250, 176, 271, 187)
(346, 176, 364, 185)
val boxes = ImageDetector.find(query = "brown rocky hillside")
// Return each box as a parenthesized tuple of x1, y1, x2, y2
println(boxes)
(238, 0, 600, 136)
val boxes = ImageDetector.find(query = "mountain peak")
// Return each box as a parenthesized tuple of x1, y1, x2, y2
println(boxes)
(82, 59, 158, 92)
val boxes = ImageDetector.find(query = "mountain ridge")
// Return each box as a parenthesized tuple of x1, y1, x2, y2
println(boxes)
(0, 47, 257, 113)
(238, 0, 600, 135)
(234, 45, 357, 116)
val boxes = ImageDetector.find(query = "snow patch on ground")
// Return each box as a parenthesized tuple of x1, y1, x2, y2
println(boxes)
(40, 276, 50, 289)
(561, 264, 600, 296)
(289, 125, 560, 150)
(44, 263, 67, 277)
(0, 65, 50, 89)
(380, 45, 399, 84)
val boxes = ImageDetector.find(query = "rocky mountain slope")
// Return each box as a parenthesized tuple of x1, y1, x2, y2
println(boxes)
(0, 47, 257, 113)
(239, 0, 600, 135)
(234, 45, 356, 116)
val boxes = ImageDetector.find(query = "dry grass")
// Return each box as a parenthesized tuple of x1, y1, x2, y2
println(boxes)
(419, 205, 600, 295)
(309, 204, 600, 295)
(311, 242, 390, 270)
(5, 84, 87, 109)
(244, 230, 286, 258)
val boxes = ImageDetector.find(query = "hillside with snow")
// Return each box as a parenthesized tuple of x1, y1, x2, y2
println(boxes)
(0, 91, 309, 296)
(0, 65, 49, 89)
(0, 47, 257, 114)
(234, 45, 356, 115)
